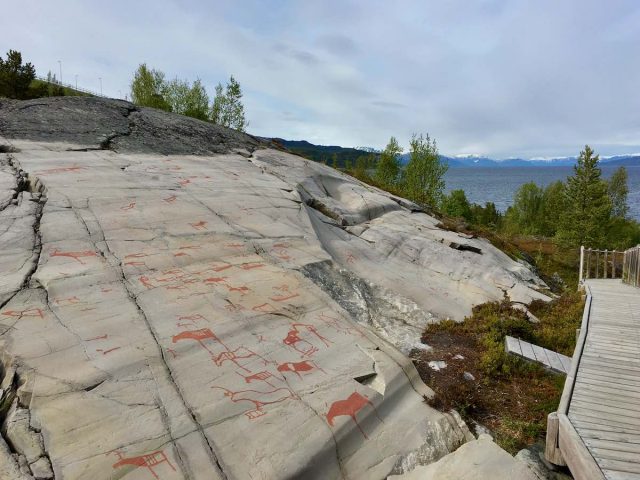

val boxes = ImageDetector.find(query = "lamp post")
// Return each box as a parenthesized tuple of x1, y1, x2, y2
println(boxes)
(75, 75, 78, 90)
(57, 60, 62, 84)
(99, 77, 102, 96)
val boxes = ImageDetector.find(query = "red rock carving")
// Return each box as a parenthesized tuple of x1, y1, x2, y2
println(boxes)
(277, 360, 325, 379)
(1, 308, 44, 319)
(50, 249, 98, 265)
(172, 328, 227, 356)
(178, 314, 206, 323)
(225, 243, 244, 249)
(209, 263, 232, 272)
(179, 179, 191, 186)
(125, 261, 146, 267)
(203, 276, 227, 284)
(270, 293, 299, 302)
(283, 323, 332, 357)
(318, 313, 365, 338)
(139, 276, 154, 289)
(163, 195, 177, 203)
(237, 370, 282, 388)
(346, 252, 356, 264)
(239, 262, 265, 270)
(212, 347, 269, 372)
(211, 385, 297, 420)
(125, 253, 148, 258)
(252, 303, 275, 312)
(35, 166, 85, 175)
(190, 220, 207, 230)
(97, 347, 121, 355)
(121, 202, 136, 211)
(86, 334, 108, 341)
(111, 449, 176, 479)
(53, 296, 80, 306)
(326, 392, 382, 439)
(225, 284, 249, 295)
(173, 252, 189, 257)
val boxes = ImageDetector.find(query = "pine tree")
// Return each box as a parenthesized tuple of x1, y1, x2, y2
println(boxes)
(0, 50, 36, 99)
(556, 145, 612, 247)
(401, 133, 447, 208)
(375, 137, 402, 187)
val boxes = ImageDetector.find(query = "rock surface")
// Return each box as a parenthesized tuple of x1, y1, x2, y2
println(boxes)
(389, 434, 538, 480)
(0, 97, 548, 479)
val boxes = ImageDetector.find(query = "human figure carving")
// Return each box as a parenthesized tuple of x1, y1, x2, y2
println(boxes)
(282, 323, 332, 357)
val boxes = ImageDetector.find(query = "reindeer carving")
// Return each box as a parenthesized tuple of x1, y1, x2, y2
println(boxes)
(211, 385, 297, 420)
(111, 449, 176, 479)
(326, 392, 383, 439)
(282, 323, 332, 357)
(277, 360, 325, 379)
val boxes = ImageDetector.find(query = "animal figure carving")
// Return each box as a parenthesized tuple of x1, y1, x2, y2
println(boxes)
(111, 449, 176, 479)
(172, 328, 226, 356)
(283, 323, 332, 357)
(326, 392, 383, 439)
(213, 347, 268, 372)
(1, 308, 44, 319)
(277, 360, 325, 379)
(50, 249, 98, 265)
(238, 370, 282, 388)
(189, 220, 207, 230)
(211, 385, 297, 420)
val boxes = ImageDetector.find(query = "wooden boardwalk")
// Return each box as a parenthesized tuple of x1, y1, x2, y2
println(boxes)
(505, 335, 572, 374)
(547, 279, 640, 480)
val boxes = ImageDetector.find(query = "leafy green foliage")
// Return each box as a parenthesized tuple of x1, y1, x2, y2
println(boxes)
(130, 64, 171, 111)
(0, 50, 36, 99)
(609, 166, 630, 219)
(374, 137, 402, 187)
(441, 189, 473, 221)
(402, 133, 448, 208)
(210, 76, 247, 131)
(165, 78, 210, 121)
(504, 183, 545, 235)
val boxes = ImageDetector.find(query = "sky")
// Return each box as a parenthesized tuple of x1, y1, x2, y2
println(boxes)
(3, 0, 640, 158)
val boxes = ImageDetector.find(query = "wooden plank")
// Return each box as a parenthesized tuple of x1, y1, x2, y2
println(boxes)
(558, 413, 606, 480)
(597, 458, 640, 475)
(570, 399, 640, 420)
(584, 438, 640, 454)
(504, 335, 522, 356)
(578, 428, 640, 444)
(519, 338, 536, 361)
(531, 343, 550, 367)
(601, 470, 640, 480)
(559, 353, 572, 374)
(547, 350, 566, 373)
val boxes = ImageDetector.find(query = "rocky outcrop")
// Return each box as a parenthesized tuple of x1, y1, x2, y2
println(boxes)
(0, 97, 547, 479)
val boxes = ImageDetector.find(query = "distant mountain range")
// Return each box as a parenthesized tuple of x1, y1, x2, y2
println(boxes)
(271, 138, 640, 168)
(402, 153, 640, 168)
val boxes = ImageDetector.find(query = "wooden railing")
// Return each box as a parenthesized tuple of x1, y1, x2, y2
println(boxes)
(578, 246, 625, 282)
(622, 245, 640, 287)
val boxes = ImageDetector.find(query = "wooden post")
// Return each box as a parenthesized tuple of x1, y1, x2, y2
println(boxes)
(596, 251, 599, 278)
(586, 249, 591, 279)
(545, 412, 566, 465)
(578, 246, 584, 284)
(612, 251, 616, 279)
(603, 250, 607, 279)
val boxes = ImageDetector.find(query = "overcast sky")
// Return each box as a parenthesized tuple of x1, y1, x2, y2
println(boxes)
(4, 0, 640, 158)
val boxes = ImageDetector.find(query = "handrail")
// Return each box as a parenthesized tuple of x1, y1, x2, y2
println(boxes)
(579, 245, 639, 283)
(34, 75, 108, 98)
(545, 283, 604, 479)
(622, 245, 640, 287)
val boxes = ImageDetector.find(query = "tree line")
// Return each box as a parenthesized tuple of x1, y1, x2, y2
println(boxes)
(130, 64, 247, 132)
(336, 139, 638, 250)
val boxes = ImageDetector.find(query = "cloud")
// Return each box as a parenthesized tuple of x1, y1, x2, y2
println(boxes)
(2, 0, 639, 158)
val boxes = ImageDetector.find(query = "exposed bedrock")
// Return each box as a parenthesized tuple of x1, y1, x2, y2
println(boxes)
(0, 97, 547, 479)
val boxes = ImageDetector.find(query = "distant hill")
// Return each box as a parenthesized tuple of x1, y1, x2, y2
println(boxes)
(272, 138, 379, 167)
(272, 138, 640, 169)
(271, 138, 378, 168)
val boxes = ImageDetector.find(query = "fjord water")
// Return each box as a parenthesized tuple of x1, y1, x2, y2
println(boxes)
(444, 165, 640, 221)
